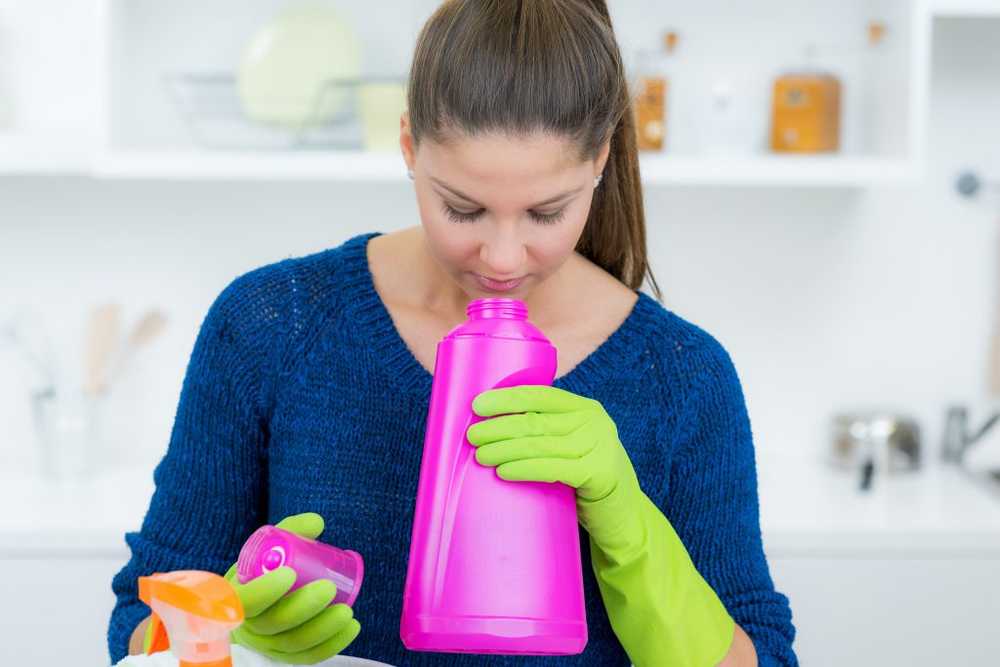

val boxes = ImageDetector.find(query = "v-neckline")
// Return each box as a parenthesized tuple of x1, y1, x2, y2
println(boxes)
(341, 231, 653, 397)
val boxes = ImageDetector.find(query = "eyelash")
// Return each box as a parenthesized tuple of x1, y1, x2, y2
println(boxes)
(442, 203, 565, 226)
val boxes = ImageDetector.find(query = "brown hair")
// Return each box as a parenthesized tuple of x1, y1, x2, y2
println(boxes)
(407, 0, 662, 301)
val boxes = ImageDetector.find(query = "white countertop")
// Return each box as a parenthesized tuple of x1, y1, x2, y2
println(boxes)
(757, 459, 1000, 556)
(0, 467, 154, 557)
(2, 461, 999, 559)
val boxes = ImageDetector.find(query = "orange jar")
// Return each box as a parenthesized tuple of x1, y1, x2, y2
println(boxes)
(770, 73, 841, 153)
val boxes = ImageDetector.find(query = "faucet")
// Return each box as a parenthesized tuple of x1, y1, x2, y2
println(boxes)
(0, 310, 56, 391)
(942, 406, 1000, 464)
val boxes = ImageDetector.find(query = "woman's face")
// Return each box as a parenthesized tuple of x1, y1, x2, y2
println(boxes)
(401, 120, 609, 302)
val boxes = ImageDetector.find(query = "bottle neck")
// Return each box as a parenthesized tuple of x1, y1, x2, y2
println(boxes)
(466, 298, 528, 321)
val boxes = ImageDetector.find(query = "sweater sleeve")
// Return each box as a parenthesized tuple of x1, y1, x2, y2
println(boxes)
(106, 274, 274, 663)
(663, 338, 798, 667)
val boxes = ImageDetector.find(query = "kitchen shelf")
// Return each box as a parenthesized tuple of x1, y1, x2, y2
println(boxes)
(91, 149, 409, 182)
(0, 136, 91, 175)
(0, 0, 934, 187)
(639, 155, 921, 187)
(94, 0, 930, 188)
(0, 134, 923, 185)
(84, 150, 921, 186)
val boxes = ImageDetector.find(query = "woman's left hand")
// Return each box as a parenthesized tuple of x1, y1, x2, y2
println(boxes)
(468, 385, 740, 667)
(467, 385, 640, 506)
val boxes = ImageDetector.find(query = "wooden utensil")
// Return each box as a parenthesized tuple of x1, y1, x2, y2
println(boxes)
(83, 303, 121, 396)
(106, 309, 168, 388)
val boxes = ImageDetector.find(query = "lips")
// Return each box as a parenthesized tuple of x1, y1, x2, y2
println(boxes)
(474, 273, 525, 292)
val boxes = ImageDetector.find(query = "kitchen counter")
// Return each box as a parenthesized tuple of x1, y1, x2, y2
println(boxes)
(2, 461, 999, 558)
(757, 458, 1000, 557)
(0, 467, 154, 557)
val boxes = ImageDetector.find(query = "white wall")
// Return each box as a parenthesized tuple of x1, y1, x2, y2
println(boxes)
(2, 17, 999, 478)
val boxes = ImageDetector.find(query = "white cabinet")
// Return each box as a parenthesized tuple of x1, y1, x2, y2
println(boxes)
(770, 556, 1000, 666)
(2, 552, 997, 665)
(4, 463, 1000, 664)
(0, 556, 125, 664)
(3, 463, 999, 664)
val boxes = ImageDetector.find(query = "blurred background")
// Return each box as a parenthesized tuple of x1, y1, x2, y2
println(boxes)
(1, 0, 999, 664)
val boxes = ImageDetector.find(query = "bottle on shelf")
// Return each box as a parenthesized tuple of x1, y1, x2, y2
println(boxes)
(696, 73, 765, 157)
(631, 31, 679, 152)
(769, 42, 842, 154)
(769, 19, 894, 156)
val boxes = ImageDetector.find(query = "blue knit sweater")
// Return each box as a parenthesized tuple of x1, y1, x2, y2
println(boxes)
(108, 232, 797, 666)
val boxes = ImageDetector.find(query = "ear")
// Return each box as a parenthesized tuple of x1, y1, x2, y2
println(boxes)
(400, 111, 416, 172)
(595, 139, 611, 176)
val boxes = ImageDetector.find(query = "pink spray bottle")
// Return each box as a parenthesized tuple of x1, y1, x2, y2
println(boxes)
(400, 297, 587, 655)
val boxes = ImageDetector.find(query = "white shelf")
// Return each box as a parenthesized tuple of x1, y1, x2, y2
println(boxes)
(91, 149, 409, 182)
(0, 138, 925, 185)
(932, 0, 1000, 17)
(0, 136, 91, 175)
(79, 150, 921, 186)
(639, 155, 920, 187)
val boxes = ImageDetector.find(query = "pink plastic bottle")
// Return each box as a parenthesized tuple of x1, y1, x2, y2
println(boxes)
(400, 297, 587, 655)
(237, 525, 364, 607)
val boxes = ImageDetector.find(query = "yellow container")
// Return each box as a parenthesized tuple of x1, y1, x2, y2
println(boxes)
(632, 31, 679, 152)
(359, 82, 408, 152)
(770, 73, 841, 153)
(635, 77, 667, 151)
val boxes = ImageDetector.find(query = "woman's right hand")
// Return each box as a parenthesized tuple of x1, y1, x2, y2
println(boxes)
(224, 513, 362, 665)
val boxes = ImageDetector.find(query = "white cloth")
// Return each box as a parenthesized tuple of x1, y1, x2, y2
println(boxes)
(114, 645, 393, 667)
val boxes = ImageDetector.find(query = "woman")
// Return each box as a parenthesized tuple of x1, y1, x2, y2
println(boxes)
(108, 1, 797, 665)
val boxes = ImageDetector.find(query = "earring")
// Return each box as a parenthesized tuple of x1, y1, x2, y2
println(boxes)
(407, 169, 415, 181)
(594, 173, 603, 188)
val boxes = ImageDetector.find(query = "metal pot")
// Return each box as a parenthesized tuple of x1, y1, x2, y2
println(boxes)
(829, 412, 921, 491)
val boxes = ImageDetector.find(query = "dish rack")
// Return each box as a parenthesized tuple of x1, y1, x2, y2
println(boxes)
(163, 72, 404, 150)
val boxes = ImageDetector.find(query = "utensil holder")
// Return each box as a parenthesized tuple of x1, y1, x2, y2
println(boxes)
(31, 386, 104, 482)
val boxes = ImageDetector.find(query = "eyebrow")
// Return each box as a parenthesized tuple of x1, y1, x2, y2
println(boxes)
(430, 177, 583, 208)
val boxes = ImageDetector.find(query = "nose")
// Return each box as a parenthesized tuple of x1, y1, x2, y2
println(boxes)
(479, 230, 526, 278)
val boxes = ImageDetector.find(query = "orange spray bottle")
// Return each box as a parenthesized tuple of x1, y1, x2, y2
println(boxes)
(138, 571, 244, 667)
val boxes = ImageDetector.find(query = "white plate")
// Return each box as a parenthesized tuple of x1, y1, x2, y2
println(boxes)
(319, 657, 395, 667)
(237, 5, 361, 127)
(114, 646, 395, 667)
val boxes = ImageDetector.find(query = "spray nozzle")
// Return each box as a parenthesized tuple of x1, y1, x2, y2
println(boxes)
(138, 570, 244, 667)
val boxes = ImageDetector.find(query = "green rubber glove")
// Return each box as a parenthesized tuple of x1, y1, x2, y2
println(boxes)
(468, 386, 735, 667)
(224, 513, 361, 665)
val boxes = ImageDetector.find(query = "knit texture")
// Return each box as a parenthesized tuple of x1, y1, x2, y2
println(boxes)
(108, 232, 797, 666)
